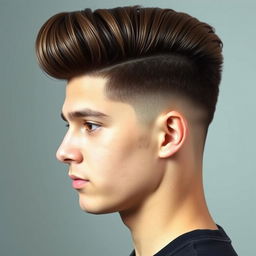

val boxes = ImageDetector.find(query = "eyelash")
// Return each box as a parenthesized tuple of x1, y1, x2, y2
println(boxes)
(65, 122, 101, 134)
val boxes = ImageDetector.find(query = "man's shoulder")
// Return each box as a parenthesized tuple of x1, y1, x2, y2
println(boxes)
(129, 224, 238, 256)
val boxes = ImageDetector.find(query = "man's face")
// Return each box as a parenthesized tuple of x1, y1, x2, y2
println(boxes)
(56, 75, 163, 214)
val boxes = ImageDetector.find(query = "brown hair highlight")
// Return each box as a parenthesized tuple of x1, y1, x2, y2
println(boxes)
(35, 5, 223, 125)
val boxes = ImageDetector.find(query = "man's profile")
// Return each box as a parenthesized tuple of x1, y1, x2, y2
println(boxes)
(35, 5, 238, 256)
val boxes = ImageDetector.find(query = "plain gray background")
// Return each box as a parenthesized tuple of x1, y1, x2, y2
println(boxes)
(1, 0, 255, 255)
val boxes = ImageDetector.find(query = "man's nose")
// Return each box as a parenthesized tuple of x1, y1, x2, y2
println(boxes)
(56, 139, 83, 164)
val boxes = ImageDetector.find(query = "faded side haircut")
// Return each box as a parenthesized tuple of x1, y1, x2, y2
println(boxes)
(35, 5, 223, 126)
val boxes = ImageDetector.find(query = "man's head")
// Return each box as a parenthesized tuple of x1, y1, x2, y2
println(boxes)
(35, 6, 223, 214)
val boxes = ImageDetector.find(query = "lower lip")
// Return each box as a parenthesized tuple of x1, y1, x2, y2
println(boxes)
(72, 179, 89, 189)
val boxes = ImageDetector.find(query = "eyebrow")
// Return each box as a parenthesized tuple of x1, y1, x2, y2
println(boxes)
(61, 108, 110, 122)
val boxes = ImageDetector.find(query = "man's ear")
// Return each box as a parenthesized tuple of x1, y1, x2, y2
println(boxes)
(158, 111, 188, 158)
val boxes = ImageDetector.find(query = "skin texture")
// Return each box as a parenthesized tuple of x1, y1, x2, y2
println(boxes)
(56, 74, 218, 256)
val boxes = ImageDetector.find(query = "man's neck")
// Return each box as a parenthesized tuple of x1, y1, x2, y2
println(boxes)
(119, 170, 217, 256)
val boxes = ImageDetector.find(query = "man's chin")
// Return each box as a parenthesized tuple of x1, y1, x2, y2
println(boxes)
(78, 199, 117, 215)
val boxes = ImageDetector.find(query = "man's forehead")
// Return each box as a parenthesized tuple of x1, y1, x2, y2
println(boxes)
(66, 74, 107, 92)
(64, 75, 110, 108)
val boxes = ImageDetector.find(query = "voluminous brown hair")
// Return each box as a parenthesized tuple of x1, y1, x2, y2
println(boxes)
(35, 5, 223, 125)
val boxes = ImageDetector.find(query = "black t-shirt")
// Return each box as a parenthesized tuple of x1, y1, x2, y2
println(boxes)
(129, 224, 238, 256)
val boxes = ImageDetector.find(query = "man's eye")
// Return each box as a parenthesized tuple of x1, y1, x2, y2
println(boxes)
(83, 122, 101, 133)
(65, 122, 101, 133)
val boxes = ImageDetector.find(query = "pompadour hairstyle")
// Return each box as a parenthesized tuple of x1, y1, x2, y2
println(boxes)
(35, 5, 223, 125)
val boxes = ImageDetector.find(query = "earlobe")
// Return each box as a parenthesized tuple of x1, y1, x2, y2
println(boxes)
(158, 111, 187, 158)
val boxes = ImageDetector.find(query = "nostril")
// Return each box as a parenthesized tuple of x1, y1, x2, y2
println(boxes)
(63, 157, 73, 163)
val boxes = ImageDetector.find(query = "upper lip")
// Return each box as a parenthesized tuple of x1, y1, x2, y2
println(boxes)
(69, 174, 89, 181)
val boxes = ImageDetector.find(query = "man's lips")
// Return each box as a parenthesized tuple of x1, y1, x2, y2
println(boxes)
(69, 174, 89, 189)
(69, 174, 89, 180)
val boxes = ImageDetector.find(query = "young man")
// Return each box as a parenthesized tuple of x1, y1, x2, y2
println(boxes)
(35, 6, 238, 256)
